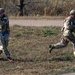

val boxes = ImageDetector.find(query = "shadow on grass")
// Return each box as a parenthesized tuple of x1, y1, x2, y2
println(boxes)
(0, 58, 8, 61)
(49, 56, 75, 62)
(13, 58, 34, 62)
(0, 58, 34, 62)
(0, 56, 74, 62)
(13, 56, 75, 62)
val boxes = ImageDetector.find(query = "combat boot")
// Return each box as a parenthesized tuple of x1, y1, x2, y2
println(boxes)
(7, 57, 14, 63)
(49, 45, 55, 53)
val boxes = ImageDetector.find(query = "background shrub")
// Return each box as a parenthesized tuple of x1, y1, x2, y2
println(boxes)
(0, 0, 75, 16)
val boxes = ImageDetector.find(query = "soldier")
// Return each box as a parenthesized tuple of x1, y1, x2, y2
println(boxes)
(0, 8, 13, 62)
(49, 10, 75, 56)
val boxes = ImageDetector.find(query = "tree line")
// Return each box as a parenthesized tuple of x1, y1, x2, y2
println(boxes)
(0, 0, 75, 16)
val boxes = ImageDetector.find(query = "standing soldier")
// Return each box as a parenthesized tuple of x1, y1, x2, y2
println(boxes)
(0, 8, 13, 62)
(49, 10, 75, 56)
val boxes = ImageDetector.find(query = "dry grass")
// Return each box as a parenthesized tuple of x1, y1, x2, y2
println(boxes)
(0, 26, 75, 75)
(2, 0, 75, 16)
(9, 16, 65, 20)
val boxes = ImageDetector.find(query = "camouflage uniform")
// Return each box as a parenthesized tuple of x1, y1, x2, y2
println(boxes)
(49, 10, 75, 56)
(0, 8, 11, 59)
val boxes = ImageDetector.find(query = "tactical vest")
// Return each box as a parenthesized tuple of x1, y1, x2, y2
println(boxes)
(0, 14, 10, 34)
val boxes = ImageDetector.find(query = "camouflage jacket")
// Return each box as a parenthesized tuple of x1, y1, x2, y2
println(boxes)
(0, 14, 10, 34)
(61, 16, 75, 32)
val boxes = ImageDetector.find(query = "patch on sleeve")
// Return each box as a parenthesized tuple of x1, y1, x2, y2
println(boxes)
(3, 16, 9, 22)
(4, 17, 8, 20)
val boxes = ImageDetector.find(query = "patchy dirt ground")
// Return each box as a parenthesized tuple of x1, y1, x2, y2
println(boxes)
(0, 26, 75, 75)
(1, 18, 75, 75)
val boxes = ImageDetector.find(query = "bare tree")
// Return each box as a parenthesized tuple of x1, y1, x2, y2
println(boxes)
(16, 0, 31, 16)
(16, 0, 25, 16)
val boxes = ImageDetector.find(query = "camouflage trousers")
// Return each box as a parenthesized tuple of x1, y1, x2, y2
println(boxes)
(0, 36, 10, 58)
(53, 31, 75, 55)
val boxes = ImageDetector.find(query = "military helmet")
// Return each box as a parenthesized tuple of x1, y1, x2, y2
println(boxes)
(70, 10, 75, 15)
(0, 8, 4, 14)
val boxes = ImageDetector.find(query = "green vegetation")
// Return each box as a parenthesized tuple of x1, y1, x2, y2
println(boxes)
(43, 26, 59, 36)
(0, 26, 75, 75)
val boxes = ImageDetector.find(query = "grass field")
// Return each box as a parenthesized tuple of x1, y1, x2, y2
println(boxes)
(0, 25, 75, 75)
